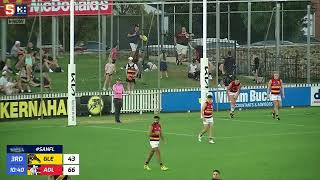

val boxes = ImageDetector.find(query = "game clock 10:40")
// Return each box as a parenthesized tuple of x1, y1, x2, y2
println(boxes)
(7, 145, 80, 176)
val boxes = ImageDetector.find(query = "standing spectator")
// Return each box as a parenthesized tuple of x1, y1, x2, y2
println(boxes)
(223, 51, 236, 76)
(112, 78, 125, 123)
(174, 27, 192, 65)
(136, 50, 144, 78)
(111, 44, 118, 63)
(212, 169, 221, 180)
(127, 24, 143, 56)
(10, 41, 24, 58)
(103, 57, 116, 91)
(253, 56, 260, 83)
(160, 50, 168, 79)
(125, 56, 139, 92)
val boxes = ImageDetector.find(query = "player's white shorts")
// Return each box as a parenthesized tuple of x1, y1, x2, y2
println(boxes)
(130, 43, 138, 52)
(176, 44, 188, 55)
(270, 94, 281, 101)
(150, 141, 160, 149)
(203, 117, 214, 125)
(228, 92, 238, 97)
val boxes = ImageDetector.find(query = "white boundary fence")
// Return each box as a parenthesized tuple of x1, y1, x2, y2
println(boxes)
(0, 83, 318, 113)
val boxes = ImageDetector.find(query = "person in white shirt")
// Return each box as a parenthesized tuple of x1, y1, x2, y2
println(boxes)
(10, 41, 24, 58)
(103, 57, 116, 91)
(188, 60, 199, 80)
(125, 57, 139, 92)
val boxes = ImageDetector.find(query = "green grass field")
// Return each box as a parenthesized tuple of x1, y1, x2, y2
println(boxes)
(27, 54, 258, 93)
(1, 107, 320, 180)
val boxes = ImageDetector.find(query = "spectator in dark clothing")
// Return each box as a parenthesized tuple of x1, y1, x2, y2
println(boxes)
(193, 46, 203, 62)
(174, 27, 192, 65)
(223, 51, 236, 76)
(127, 24, 143, 56)
(253, 56, 260, 83)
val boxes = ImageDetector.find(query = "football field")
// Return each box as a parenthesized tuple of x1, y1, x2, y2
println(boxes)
(1, 107, 320, 180)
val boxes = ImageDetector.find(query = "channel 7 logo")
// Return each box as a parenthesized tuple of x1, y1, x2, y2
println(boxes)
(5, 4, 27, 17)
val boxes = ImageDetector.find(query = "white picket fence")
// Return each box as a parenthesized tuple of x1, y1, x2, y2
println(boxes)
(0, 83, 318, 113)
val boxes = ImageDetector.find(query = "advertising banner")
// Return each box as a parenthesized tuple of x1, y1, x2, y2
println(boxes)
(0, 0, 113, 17)
(0, 95, 111, 120)
(311, 86, 320, 106)
(161, 87, 311, 112)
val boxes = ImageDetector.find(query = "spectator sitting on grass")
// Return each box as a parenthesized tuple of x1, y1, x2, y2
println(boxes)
(10, 41, 24, 58)
(26, 42, 39, 55)
(15, 54, 25, 71)
(18, 65, 32, 93)
(2, 59, 14, 73)
(43, 51, 63, 72)
(188, 60, 199, 80)
(42, 72, 52, 91)
(34, 53, 53, 73)
(0, 71, 20, 95)
(160, 50, 168, 79)
(25, 50, 35, 82)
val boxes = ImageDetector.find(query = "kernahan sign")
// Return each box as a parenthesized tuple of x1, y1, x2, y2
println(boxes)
(0, 0, 113, 17)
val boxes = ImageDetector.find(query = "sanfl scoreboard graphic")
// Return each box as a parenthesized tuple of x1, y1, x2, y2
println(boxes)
(7, 145, 80, 176)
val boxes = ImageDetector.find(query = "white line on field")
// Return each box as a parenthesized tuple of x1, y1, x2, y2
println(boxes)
(86, 125, 320, 140)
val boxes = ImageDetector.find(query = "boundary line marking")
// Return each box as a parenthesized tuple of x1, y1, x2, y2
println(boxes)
(86, 125, 320, 140)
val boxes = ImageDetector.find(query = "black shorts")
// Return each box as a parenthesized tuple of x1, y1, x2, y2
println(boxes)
(160, 61, 167, 71)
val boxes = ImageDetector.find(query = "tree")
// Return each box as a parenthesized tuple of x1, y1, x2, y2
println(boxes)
(239, 1, 309, 43)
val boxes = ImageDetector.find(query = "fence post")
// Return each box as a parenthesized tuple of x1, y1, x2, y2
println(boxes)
(102, 15, 107, 58)
(1, 19, 6, 62)
(52, 17, 57, 60)
(247, 0, 251, 75)
(216, 1, 220, 86)
(275, 3, 280, 71)
(110, 14, 114, 51)
(188, 0, 193, 63)
(307, 5, 311, 83)
(117, 15, 120, 50)
(227, 1, 231, 40)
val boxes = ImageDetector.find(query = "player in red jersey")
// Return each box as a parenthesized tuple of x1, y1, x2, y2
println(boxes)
(144, 116, 169, 171)
(198, 92, 215, 144)
(227, 78, 241, 118)
(267, 72, 285, 120)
